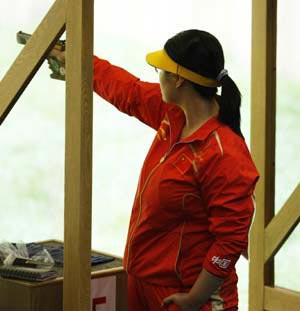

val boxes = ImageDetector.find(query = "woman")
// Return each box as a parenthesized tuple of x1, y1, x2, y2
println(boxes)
(50, 29, 259, 311)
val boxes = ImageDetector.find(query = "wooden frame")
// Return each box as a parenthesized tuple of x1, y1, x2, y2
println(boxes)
(0, 1, 94, 310)
(249, 0, 300, 310)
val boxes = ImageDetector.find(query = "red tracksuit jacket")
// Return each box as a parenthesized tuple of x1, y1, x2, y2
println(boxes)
(93, 56, 259, 309)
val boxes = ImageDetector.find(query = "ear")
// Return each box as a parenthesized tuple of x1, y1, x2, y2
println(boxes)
(175, 75, 185, 88)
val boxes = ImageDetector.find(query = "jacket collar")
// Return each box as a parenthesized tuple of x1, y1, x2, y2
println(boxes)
(166, 105, 222, 144)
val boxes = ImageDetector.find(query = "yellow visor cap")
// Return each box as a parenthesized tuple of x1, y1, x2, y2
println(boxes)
(146, 49, 220, 88)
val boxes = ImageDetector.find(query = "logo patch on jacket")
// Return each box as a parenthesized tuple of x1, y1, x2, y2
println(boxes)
(211, 256, 231, 269)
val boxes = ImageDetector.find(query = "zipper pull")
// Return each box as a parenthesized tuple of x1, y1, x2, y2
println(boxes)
(160, 155, 166, 163)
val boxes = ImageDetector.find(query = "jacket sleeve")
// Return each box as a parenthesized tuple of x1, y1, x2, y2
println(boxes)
(197, 150, 259, 278)
(93, 56, 169, 130)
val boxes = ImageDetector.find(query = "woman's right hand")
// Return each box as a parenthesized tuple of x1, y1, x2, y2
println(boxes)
(47, 48, 66, 80)
(48, 48, 65, 63)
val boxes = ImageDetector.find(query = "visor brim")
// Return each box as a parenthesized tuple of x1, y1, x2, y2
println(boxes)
(146, 49, 220, 88)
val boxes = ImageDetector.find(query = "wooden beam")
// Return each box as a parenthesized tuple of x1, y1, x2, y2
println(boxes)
(63, 0, 94, 311)
(264, 286, 300, 311)
(249, 0, 277, 310)
(0, 0, 66, 125)
(116, 272, 128, 311)
(265, 183, 300, 262)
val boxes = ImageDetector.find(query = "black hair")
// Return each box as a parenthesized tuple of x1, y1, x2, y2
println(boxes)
(164, 29, 243, 138)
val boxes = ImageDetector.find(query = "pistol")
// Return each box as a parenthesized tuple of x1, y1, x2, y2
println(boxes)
(16, 31, 66, 81)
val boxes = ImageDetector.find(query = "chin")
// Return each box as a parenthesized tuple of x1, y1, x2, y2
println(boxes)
(161, 94, 167, 103)
(162, 94, 173, 103)
(161, 90, 174, 104)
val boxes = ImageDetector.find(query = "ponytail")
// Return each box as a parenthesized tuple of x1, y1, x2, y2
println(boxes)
(218, 75, 244, 139)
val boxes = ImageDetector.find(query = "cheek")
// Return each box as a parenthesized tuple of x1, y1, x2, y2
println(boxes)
(159, 75, 173, 102)
(160, 85, 171, 103)
(163, 85, 176, 103)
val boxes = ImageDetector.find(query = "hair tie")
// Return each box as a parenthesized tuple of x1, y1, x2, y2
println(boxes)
(216, 69, 228, 82)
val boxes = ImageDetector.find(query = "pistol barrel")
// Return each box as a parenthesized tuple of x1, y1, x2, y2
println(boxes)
(16, 31, 65, 51)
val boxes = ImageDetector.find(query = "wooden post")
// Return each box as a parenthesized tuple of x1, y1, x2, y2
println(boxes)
(249, 0, 277, 310)
(63, 0, 94, 310)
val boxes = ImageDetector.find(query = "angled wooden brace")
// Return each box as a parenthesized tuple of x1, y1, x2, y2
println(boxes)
(264, 183, 300, 263)
(0, 0, 66, 125)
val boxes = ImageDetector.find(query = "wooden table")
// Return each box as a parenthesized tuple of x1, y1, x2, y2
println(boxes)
(0, 240, 127, 311)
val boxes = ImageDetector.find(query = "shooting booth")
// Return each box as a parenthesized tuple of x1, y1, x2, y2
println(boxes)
(249, 0, 300, 310)
(0, 0, 299, 311)
(0, 0, 127, 310)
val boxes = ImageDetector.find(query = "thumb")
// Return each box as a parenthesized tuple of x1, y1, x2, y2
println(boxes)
(48, 49, 65, 62)
(162, 294, 175, 307)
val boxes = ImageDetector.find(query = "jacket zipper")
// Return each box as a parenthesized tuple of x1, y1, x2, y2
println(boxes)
(125, 154, 167, 270)
(126, 115, 185, 271)
(126, 142, 181, 271)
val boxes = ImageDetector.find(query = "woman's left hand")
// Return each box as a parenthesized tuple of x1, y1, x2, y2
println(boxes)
(162, 292, 201, 311)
